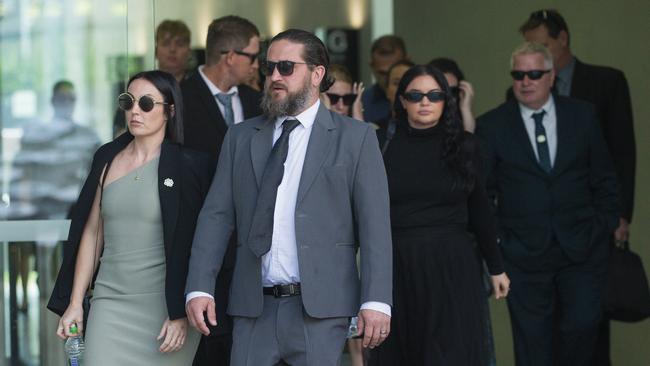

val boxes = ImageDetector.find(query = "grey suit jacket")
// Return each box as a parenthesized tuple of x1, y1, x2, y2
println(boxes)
(186, 104, 393, 319)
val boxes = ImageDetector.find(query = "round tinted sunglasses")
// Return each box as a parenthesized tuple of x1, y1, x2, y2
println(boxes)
(403, 91, 446, 103)
(510, 69, 552, 81)
(118, 93, 168, 112)
(261, 60, 310, 76)
(326, 93, 357, 106)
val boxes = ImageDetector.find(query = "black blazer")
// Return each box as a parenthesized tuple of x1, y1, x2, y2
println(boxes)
(507, 58, 636, 221)
(476, 96, 619, 269)
(47, 132, 214, 320)
(181, 72, 263, 161)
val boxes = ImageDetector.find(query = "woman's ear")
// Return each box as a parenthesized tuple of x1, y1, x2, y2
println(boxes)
(169, 104, 176, 119)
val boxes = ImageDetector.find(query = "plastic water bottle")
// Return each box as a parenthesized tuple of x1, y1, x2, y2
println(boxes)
(65, 323, 85, 366)
(347, 316, 362, 338)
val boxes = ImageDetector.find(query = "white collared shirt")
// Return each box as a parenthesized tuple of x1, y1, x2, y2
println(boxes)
(187, 98, 390, 316)
(198, 65, 245, 124)
(519, 96, 558, 166)
(261, 99, 319, 285)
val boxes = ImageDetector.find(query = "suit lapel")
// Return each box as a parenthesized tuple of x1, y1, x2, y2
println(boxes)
(158, 141, 180, 259)
(239, 85, 262, 119)
(296, 105, 335, 205)
(194, 74, 228, 136)
(552, 97, 572, 176)
(250, 118, 275, 188)
(569, 58, 590, 100)
(506, 101, 541, 170)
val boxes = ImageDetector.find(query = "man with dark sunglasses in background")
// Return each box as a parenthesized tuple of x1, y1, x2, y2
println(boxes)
(181, 15, 263, 366)
(186, 28, 392, 366)
(181, 15, 263, 162)
(510, 10, 636, 365)
(477, 42, 619, 366)
(361, 35, 407, 124)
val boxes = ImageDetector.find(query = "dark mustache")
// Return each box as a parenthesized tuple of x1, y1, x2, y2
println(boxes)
(269, 82, 287, 90)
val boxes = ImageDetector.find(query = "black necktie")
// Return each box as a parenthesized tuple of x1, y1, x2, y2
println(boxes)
(532, 111, 551, 173)
(247, 118, 301, 257)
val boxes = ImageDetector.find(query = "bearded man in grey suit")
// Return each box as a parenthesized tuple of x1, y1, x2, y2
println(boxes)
(185, 29, 393, 366)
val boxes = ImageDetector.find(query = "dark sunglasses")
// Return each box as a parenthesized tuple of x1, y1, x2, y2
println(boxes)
(402, 91, 446, 103)
(221, 50, 258, 63)
(118, 93, 168, 112)
(261, 60, 309, 76)
(326, 93, 357, 106)
(510, 69, 552, 81)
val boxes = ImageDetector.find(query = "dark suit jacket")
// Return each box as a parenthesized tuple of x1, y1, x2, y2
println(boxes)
(476, 96, 619, 269)
(47, 132, 214, 320)
(181, 72, 263, 161)
(507, 58, 635, 221)
(180, 72, 262, 337)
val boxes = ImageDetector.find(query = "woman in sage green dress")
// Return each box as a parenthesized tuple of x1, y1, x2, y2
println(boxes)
(49, 70, 214, 364)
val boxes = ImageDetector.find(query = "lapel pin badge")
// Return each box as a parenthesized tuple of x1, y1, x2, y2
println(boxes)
(164, 178, 174, 187)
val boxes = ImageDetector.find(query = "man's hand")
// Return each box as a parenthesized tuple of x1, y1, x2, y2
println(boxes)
(491, 272, 511, 299)
(614, 217, 630, 244)
(356, 309, 391, 349)
(185, 296, 217, 336)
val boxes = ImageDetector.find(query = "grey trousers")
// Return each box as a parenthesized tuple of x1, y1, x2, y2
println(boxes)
(230, 295, 349, 366)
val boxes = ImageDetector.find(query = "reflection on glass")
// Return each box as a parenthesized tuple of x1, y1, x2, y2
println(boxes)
(8, 81, 100, 221)
(1, 1, 142, 364)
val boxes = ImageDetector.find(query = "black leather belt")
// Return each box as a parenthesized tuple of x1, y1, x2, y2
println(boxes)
(263, 283, 301, 298)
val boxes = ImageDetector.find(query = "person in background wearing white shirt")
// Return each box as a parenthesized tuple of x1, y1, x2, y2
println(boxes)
(181, 15, 263, 162)
(180, 15, 264, 366)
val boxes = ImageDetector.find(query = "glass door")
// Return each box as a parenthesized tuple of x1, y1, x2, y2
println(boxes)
(0, 1, 157, 364)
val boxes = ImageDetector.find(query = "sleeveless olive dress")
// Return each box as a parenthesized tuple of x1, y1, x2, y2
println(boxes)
(84, 157, 200, 364)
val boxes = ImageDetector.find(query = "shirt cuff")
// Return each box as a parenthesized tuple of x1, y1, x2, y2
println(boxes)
(186, 291, 214, 304)
(360, 301, 391, 317)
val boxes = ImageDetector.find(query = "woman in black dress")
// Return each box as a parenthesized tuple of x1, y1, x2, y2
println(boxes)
(369, 65, 510, 365)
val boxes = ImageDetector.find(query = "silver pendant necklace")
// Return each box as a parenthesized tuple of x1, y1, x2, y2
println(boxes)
(133, 166, 143, 181)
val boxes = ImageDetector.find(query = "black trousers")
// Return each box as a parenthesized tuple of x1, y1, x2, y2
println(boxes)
(593, 319, 611, 366)
(505, 242, 608, 366)
(592, 240, 619, 366)
(192, 265, 235, 366)
(192, 334, 232, 366)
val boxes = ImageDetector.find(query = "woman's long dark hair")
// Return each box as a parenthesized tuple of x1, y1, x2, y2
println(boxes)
(393, 65, 475, 192)
(126, 70, 184, 144)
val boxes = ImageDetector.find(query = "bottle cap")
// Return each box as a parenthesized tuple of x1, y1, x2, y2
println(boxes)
(69, 324, 78, 334)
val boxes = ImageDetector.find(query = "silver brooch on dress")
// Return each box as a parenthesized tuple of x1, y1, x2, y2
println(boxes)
(163, 178, 174, 187)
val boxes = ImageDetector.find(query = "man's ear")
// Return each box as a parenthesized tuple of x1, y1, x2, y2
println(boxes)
(311, 65, 326, 88)
(558, 30, 569, 48)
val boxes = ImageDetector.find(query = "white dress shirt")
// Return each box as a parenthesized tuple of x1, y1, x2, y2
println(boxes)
(187, 99, 390, 316)
(519, 96, 558, 166)
(198, 65, 245, 124)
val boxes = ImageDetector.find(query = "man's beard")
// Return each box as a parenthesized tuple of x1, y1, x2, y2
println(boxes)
(261, 76, 312, 119)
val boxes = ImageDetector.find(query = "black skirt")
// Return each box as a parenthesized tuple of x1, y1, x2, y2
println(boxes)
(369, 226, 490, 366)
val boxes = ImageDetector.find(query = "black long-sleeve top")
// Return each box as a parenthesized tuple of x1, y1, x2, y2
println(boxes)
(379, 120, 504, 275)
